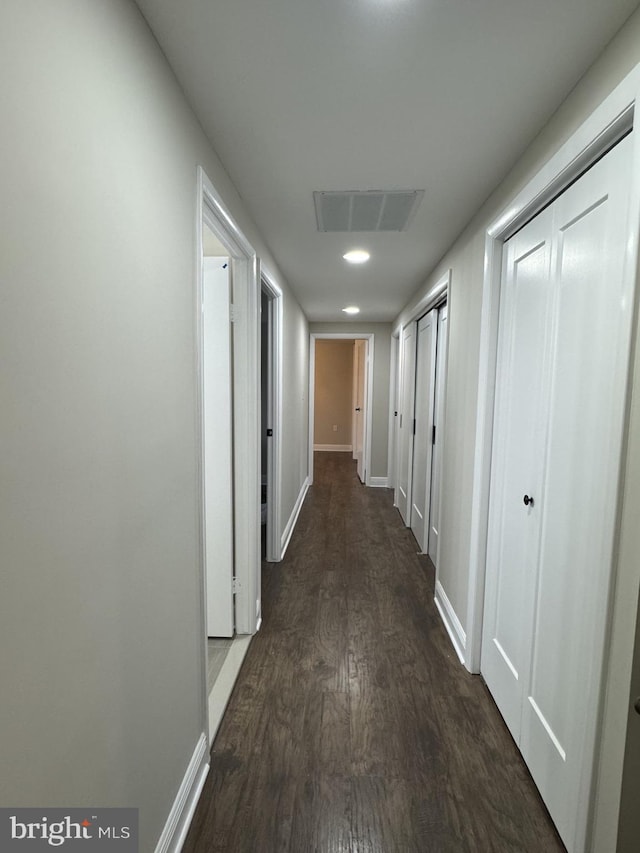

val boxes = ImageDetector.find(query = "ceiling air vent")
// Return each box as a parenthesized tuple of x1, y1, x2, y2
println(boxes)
(313, 190, 424, 232)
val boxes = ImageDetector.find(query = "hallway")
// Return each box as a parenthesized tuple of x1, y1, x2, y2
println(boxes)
(184, 453, 564, 852)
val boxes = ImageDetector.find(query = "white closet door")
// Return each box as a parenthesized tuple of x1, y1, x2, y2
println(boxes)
(353, 339, 367, 483)
(203, 257, 234, 638)
(397, 322, 417, 525)
(428, 304, 448, 565)
(521, 134, 633, 851)
(482, 132, 634, 853)
(410, 311, 437, 551)
(481, 208, 554, 737)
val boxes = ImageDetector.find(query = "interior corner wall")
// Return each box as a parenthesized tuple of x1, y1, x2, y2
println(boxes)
(282, 301, 310, 523)
(393, 6, 640, 849)
(314, 341, 354, 447)
(309, 323, 392, 479)
(0, 1, 307, 850)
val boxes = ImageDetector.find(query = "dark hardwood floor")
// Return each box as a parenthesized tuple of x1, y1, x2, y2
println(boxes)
(184, 452, 565, 852)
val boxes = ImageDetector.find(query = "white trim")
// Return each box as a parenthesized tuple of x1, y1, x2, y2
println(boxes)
(387, 333, 399, 492)
(194, 183, 210, 747)
(198, 168, 261, 636)
(154, 733, 209, 853)
(351, 343, 358, 459)
(281, 476, 310, 558)
(261, 265, 284, 563)
(364, 339, 374, 486)
(314, 443, 353, 452)
(208, 634, 252, 745)
(369, 476, 389, 488)
(309, 333, 375, 486)
(464, 64, 640, 853)
(434, 581, 466, 666)
(399, 269, 451, 329)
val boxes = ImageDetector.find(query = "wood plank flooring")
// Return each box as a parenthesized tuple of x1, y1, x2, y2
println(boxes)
(184, 452, 565, 852)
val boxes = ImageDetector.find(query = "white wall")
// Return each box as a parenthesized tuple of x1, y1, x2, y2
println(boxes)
(0, 1, 307, 849)
(393, 7, 640, 849)
(283, 300, 311, 521)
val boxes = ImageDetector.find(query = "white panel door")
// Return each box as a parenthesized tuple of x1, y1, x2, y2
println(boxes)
(396, 323, 417, 524)
(410, 310, 437, 551)
(520, 134, 633, 852)
(353, 339, 367, 483)
(428, 303, 448, 565)
(482, 133, 634, 853)
(203, 257, 234, 638)
(482, 208, 554, 737)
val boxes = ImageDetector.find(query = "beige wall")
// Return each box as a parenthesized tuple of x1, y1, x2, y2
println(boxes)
(394, 7, 640, 849)
(0, 1, 308, 850)
(310, 323, 392, 480)
(314, 341, 354, 446)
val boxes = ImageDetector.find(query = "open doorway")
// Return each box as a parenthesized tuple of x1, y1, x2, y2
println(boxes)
(308, 333, 374, 486)
(197, 168, 261, 745)
(260, 267, 283, 565)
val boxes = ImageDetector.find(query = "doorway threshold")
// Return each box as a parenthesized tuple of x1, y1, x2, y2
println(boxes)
(207, 634, 252, 746)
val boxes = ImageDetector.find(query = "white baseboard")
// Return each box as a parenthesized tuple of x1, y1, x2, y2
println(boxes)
(368, 476, 388, 488)
(434, 580, 466, 665)
(280, 476, 310, 558)
(154, 733, 209, 853)
(208, 634, 252, 746)
(313, 444, 352, 452)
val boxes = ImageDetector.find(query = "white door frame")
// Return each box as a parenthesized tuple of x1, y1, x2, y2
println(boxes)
(352, 339, 368, 481)
(308, 333, 374, 486)
(392, 270, 450, 514)
(466, 67, 640, 852)
(197, 167, 261, 637)
(260, 265, 284, 563)
(387, 332, 399, 494)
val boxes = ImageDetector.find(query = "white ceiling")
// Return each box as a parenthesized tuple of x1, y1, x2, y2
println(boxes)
(136, 0, 639, 322)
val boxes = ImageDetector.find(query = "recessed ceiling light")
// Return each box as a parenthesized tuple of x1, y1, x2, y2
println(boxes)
(342, 306, 360, 315)
(343, 250, 370, 264)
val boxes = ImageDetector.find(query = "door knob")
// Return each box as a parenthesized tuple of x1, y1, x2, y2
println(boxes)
(523, 494, 534, 507)
(355, 407, 361, 411)
(634, 697, 640, 715)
